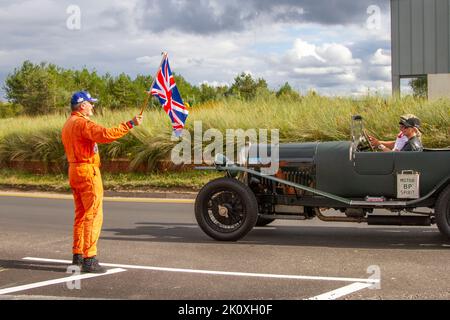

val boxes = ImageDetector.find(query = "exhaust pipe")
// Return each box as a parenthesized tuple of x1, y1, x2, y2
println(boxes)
(314, 208, 367, 223)
(367, 215, 431, 226)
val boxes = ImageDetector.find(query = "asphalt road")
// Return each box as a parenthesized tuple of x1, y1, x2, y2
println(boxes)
(0, 193, 449, 300)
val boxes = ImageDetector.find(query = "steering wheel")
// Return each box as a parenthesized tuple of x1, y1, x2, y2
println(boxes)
(362, 129, 375, 152)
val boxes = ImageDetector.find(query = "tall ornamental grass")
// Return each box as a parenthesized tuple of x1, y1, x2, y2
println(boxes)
(0, 95, 448, 171)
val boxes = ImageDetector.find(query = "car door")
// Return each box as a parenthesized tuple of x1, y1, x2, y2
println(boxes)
(353, 151, 396, 198)
(316, 142, 396, 198)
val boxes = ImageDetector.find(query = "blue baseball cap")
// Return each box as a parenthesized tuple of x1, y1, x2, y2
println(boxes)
(71, 91, 98, 106)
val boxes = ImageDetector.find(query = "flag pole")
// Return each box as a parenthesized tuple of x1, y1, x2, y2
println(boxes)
(139, 51, 168, 116)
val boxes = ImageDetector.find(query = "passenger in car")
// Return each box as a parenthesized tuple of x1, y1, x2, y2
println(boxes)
(368, 114, 423, 152)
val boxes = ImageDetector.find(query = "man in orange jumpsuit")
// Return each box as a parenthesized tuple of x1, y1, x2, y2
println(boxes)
(62, 91, 143, 273)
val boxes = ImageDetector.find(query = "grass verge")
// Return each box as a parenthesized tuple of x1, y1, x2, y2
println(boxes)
(0, 169, 222, 193)
(1, 96, 449, 171)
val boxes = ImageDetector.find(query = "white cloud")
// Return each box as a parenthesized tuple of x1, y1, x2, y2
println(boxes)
(272, 5, 305, 17)
(316, 43, 361, 66)
(0, 0, 62, 24)
(200, 80, 229, 87)
(287, 39, 326, 64)
(370, 49, 391, 65)
(367, 65, 391, 81)
(351, 82, 392, 97)
(285, 39, 361, 69)
(136, 55, 162, 66)
(276, 38, 361, 89)
(293, 67, 343, 75)
(359, 49, 392, 82)
(0, 0, 393, 98)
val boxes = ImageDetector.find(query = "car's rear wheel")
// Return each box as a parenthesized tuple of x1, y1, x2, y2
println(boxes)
(195, 177, 258, 241)
(435, 184, 450, 239)
(255, 217, 275, 227)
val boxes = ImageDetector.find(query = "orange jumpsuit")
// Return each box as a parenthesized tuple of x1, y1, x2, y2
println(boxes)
(61, 112, 131, 258)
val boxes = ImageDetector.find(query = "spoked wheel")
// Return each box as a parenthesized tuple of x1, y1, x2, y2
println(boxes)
(195, 178, 258, 241)
(435, 185, 450, 240)
(207, 191, 245, 231)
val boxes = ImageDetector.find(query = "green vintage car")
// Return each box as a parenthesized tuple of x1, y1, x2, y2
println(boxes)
(195, 116, 450, 241)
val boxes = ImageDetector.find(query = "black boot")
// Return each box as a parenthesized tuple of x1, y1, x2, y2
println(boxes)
(72, 254, 83, 267)
(81, 256, 106, 274)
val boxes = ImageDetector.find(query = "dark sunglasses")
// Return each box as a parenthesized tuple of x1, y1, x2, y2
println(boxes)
(83, 101, 95, 107)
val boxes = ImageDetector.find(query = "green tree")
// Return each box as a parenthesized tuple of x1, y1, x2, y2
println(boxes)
(227, 73, 272, 101)
(133, 74, 156, 109)
(409, 76, 427, 98)
(110, 73, 136, 109)
(4, 61, 61, 115)
(198, 83, 218, 103)
(276, 82, 301, 100)
(0, 101, 23, 118)
(46, 63, 75, 111)
(4, 61, 281, 114)
(229, 73, 255, 100)
(197, 83, 229, 105)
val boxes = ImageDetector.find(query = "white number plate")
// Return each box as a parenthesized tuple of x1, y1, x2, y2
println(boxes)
(397, 172, 420, 199)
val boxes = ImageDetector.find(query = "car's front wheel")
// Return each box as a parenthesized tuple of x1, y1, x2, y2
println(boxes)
(195, 177, 258, 241)
(435, 184, 450, 239)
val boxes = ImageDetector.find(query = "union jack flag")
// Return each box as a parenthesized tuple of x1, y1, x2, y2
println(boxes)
(150, 54, 188, 137)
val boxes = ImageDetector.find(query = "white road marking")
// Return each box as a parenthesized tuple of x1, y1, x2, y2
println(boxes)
(0, 268, 126, 295)
(23, 257, 379, 284)
(0, 294, 110, 300)
(308, 282, 373, 300)
(0, 192, 194, 204)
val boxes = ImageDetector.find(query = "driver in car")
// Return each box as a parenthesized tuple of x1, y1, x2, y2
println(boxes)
(368, 114, 423, 152)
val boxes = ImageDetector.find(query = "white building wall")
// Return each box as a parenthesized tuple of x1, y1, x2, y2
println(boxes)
(428, 73, 450, 100)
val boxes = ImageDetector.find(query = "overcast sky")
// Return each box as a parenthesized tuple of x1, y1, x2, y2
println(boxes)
(0, 0, 393, 98)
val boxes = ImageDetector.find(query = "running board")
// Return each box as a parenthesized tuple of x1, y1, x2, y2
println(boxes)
(350, 200, 406, 207)
(259, 214, 307, 220)
(367, 215, 432, 226)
